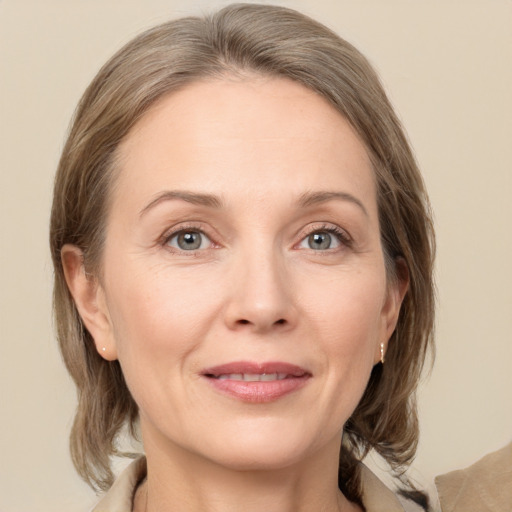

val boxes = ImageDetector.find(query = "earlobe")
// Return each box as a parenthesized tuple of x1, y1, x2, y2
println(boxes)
(61, 244, 117, 361)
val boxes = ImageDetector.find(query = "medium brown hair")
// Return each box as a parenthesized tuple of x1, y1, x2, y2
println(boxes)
(50, 3, 435, 505)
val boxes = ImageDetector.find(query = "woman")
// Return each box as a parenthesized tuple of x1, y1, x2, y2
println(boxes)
(49, 3, 435, 511)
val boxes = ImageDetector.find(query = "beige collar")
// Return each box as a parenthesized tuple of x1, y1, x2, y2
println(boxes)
(92, 457, 147, 512)
(359, 464, 405, 511)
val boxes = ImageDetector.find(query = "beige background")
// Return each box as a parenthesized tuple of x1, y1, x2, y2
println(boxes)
(1, 0, 511, 510)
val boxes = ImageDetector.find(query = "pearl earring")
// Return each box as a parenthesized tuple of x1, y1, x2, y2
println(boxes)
(380, 342, 385, 364)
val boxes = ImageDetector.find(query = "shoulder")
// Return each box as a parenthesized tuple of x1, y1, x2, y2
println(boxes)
(435, 441, 512, 512)
(91, 457, 147, 512)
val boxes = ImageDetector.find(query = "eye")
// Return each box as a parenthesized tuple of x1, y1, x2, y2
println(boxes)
(306, 232, 338, 250)
(297, 226, 350, 251)
(166, 230, 212, 251)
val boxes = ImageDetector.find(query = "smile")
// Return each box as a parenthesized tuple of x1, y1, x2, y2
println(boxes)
(201, 361, 311, 403)
(214, 373, 290, 381)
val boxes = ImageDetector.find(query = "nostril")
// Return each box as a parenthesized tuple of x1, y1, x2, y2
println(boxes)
(235, 318, 286, 327)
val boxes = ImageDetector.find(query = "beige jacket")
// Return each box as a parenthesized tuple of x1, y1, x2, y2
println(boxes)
(91, 457, 407, 512)
(435, 441, 512, 512)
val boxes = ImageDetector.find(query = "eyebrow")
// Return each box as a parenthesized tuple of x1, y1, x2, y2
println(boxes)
(139, 189, 368, 217)
(297, 191, 368, 217)
(139, 190, 224, 217)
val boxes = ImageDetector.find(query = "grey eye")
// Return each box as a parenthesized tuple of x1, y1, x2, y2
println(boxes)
(308, 232, 332, 250)
(168, 231, 209, 251)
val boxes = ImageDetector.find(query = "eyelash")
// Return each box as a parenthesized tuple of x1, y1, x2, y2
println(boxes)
(160, 222, 352, 254)
(161, 223, 215, 252)
(299, 223, 353, 250)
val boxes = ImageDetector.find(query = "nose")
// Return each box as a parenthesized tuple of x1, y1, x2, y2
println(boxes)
(223, 247, 298, 334)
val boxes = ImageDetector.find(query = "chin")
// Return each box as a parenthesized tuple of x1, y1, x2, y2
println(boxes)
(196, 422, 322, 471)
(210, 446, 307, 472)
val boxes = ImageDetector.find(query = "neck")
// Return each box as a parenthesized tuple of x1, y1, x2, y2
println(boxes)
(135, 427, 361, 512)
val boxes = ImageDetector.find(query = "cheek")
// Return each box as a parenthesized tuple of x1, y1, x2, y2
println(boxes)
(302, 267, 386, 348)
(103, 261, 222, 393)
(108, 259, 216, 336)
(301, 269, 386, 414)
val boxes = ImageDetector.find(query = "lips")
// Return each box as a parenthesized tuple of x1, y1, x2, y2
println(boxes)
(216, 373, 289, 381)
(201, 361, 311, 403)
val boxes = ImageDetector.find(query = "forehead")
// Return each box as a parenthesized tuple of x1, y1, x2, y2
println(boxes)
(114, 76, 376, 216)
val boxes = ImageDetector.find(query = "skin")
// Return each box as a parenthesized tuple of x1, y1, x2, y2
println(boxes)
(63, 76, 407, 512)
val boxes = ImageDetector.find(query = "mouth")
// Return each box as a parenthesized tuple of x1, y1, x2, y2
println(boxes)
(211, 373, 294, 381)
(201, 361, 311, 403)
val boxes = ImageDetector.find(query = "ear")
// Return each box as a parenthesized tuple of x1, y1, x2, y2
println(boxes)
(375, 258, 409, 364)
(61, 244, 117, 361)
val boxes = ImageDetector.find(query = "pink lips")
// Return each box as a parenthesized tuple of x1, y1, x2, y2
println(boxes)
(201, 361, 311, 403)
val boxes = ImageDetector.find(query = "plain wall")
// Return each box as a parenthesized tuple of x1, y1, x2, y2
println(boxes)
(1, 0, 511, 510)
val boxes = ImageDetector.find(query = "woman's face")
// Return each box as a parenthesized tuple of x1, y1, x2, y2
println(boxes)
(84, 77, 404, 470)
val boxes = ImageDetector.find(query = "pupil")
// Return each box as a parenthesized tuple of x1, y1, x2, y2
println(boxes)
(178, 232, 201, 250)
(309, 232, 331, 250)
